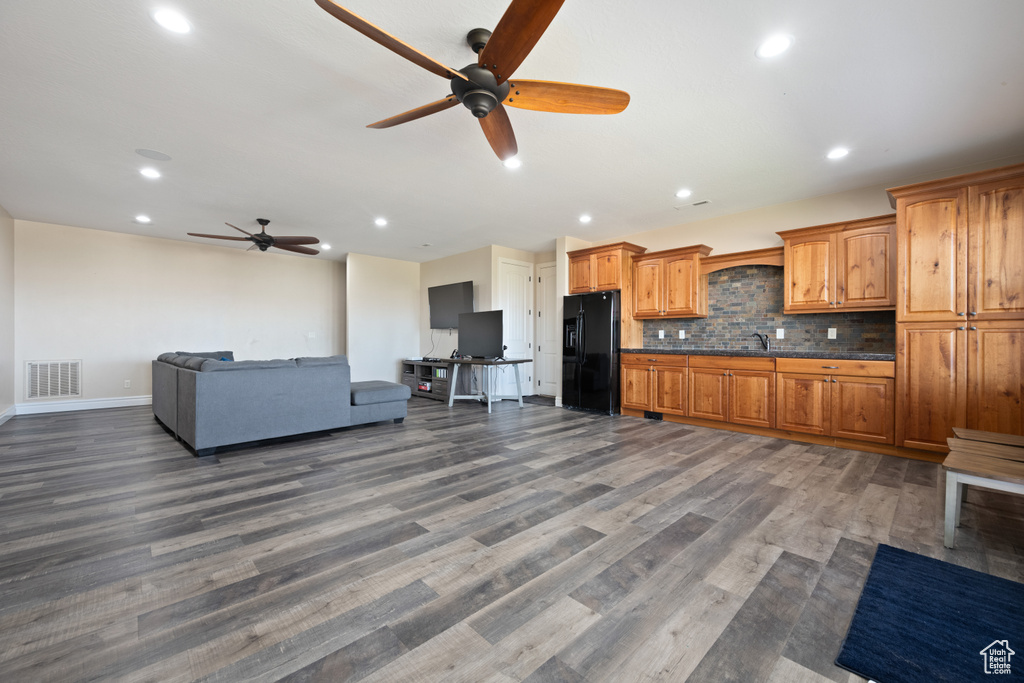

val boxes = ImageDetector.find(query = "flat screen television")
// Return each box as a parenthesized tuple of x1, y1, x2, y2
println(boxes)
(458, 310, 504, 359)
(428, 281, 474, 329)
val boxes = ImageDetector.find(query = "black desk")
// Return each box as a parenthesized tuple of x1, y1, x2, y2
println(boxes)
(446, 358, 531, 413)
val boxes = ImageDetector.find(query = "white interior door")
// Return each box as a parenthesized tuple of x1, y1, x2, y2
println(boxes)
(497, 258, 533, 397)
(536, 262, 558, 396)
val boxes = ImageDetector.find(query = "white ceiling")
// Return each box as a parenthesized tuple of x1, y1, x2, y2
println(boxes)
(2, 0, 1023, 262)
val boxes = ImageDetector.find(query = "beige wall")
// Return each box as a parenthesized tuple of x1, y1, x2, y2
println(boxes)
(13, 221, 344, 406)
(0, 205, 14, 420)
(346, 253, 420, 383)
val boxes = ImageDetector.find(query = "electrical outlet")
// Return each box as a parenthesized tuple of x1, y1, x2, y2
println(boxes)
(828, 327, 837, 339)
(124, 379, 131, 389)
(658, 330, 665, 339)
(776, 328, 785, 339)
(678, 330, 685, 339)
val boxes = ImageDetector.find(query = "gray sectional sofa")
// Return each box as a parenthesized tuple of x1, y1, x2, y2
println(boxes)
(152, 351, 410, 455)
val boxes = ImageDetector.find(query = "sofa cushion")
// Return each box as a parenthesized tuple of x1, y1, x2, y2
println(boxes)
(351, 380, 411, 406)
(170, 355, 199, 368)
(176, 350, 234, 361)
(157, 352, 179, 363)
(183, 356, 208, 371)
(199, 358, 297, 372)
(294, 355, 348, 367)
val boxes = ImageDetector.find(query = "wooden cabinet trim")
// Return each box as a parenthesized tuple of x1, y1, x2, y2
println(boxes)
(775, 358, 894, 377)
(687, 355, 775, 371)
(566, 242, 647, 259)
(887, 163, 1024, 207)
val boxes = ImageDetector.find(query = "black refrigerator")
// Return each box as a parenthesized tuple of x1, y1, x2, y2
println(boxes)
(562, 291, 620, 414)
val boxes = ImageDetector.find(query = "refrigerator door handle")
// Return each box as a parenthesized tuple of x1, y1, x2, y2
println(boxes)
(578, 309, 586, 362)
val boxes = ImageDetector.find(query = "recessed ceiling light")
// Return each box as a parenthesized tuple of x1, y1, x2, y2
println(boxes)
(675, 188, 692, 199)
(134, 215, 152, 224)
(579, 214, 592, 224)
(152, 8, 192, 34)
(756, 34, 794, 59)
(827, 147, 850, 159)
(374, 217, 387, 227)
(320, 243, 331, 251)
(139, 167, 161, 179)
(503, 157, 522, 169)
(135, 148, 172, 161)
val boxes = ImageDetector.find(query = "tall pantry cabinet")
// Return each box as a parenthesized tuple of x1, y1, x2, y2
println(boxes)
(889, 163, 1024, 451)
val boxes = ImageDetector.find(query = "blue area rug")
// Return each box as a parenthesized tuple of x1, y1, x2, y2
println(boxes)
(836, 544, 1024, 682)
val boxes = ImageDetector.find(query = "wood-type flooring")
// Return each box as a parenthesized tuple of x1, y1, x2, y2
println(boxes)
(0, 398, 1022, 682)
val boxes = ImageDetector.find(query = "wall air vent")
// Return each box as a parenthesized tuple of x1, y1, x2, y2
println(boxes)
(26, 360, 82, 399)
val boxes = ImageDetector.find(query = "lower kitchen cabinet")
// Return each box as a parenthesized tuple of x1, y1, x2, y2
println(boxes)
(777, 359, 895, 445)
(688, 356, 775, 429)
(621, 353, 688, 415)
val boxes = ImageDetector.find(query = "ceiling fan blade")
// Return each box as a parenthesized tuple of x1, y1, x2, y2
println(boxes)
(478, 0, 565, 85)
(187, 232, 250, 241)
(367, 96, 460, 129)
(225, 222, 254, 236)
(247, 243, 260, 252)
(479, 105, 518, 161)
(272, 243, 320, 256)
(504, 80, 630, 114)
(270, 236, 321, 245)
(314, 0, 468, 82)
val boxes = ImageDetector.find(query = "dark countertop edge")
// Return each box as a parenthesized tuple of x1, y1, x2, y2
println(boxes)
(621, 348, 896, 361)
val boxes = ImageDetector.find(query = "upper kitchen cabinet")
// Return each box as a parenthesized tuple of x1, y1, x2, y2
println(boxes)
(889, 164, 1024, 322)
(567, 242, 647, 294)
(777, 214, 896, 314)
(632, 245, 713, 319)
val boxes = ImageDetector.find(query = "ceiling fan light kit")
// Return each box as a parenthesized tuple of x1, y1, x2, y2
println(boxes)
(313, 0, 629, 160)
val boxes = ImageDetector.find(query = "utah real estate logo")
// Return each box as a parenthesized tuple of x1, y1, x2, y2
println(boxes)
(980, 640, 1015, 675)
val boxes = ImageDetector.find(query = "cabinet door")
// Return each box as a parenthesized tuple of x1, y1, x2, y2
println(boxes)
(968, 321, 1024, 436)
(897, 189, 968, 322)
(593, 251, 621, 292)
(688, 368, 728, 422)
(663, 254, 698, 317)
(569, 255, 593, 294)
(785, 234, 834, 312)
(832, 376, 894, 444)
(969, 177, 1024, 320)
(837, 222, 895, 310)
(653, 365, 687, 416)
(897, 323, 967, 451)
(776, 373, 830, 436)
(621, 364, 652, 411)
(729, 370, 775, 429)
(633, 259, 663, 318)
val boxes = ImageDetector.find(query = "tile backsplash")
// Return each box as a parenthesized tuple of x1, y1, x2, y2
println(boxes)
(641, 265, 895, 353)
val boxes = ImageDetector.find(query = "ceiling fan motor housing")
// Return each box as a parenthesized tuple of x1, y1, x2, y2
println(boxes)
(451, 64, 510, 118)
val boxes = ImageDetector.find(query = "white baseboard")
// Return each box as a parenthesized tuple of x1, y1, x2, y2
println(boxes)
(15, 395, 152, 416)
(0, 404, 15, 426)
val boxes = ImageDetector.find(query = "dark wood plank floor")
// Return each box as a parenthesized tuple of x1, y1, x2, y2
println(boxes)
(1, 399, 1021, 682)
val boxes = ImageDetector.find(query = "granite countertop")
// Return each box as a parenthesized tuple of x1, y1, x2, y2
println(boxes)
(621, 348, 896, 361)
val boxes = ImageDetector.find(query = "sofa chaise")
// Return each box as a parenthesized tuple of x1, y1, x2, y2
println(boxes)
(152, 351, 410, 455)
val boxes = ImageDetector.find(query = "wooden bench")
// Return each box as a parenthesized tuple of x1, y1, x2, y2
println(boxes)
(943, 428, 1024, 548)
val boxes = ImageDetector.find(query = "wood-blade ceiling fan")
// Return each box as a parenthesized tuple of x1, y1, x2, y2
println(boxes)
(314, 0, 630, 161)
(187, 219, 321, 255)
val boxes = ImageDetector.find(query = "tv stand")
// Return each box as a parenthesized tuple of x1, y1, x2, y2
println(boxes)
(400, 360, 467, 401)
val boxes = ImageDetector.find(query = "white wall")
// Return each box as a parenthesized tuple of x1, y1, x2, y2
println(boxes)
(346, 253, 420, 383)
(0, 205, 14, 421)
(13, 220, 344, 407)
(419, 246, 491, 360)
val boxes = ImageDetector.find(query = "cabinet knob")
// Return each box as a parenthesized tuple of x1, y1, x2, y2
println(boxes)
(723, 372, 728, 375)
(957, 312, 966, 316)
(831, 379, 837, 383)
(829, 301, 834, 305)
(970, 326, 978, 330)
(969, 311, 977, 316)
(823, 378, 829, 382)
(958, 326, 965, 330)
(837, 301, 843, 305)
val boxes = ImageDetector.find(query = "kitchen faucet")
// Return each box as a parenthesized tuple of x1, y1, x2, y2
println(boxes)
(751, 332, 770, 351)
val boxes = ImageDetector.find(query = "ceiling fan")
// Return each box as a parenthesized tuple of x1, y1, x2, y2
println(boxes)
(187, 219, 321, 255)
(314, 0, 630, 161)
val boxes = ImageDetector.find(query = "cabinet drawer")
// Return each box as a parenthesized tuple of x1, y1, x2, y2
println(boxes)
(776, 358, 894, 377)
(687, 355, 775, 371)
(621, 353, 688, 367)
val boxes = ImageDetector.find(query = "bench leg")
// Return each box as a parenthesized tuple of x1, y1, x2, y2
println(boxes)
(944, 471, 960, 548)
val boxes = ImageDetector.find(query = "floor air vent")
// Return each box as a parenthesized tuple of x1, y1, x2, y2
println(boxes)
(26, 360, 82, 399)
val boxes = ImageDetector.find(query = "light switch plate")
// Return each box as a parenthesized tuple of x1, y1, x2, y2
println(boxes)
(828, 328, 837, 339)
(776, 328, 785, 339)
(658, 330, 665, 339)
(679, 330, 685, 339)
